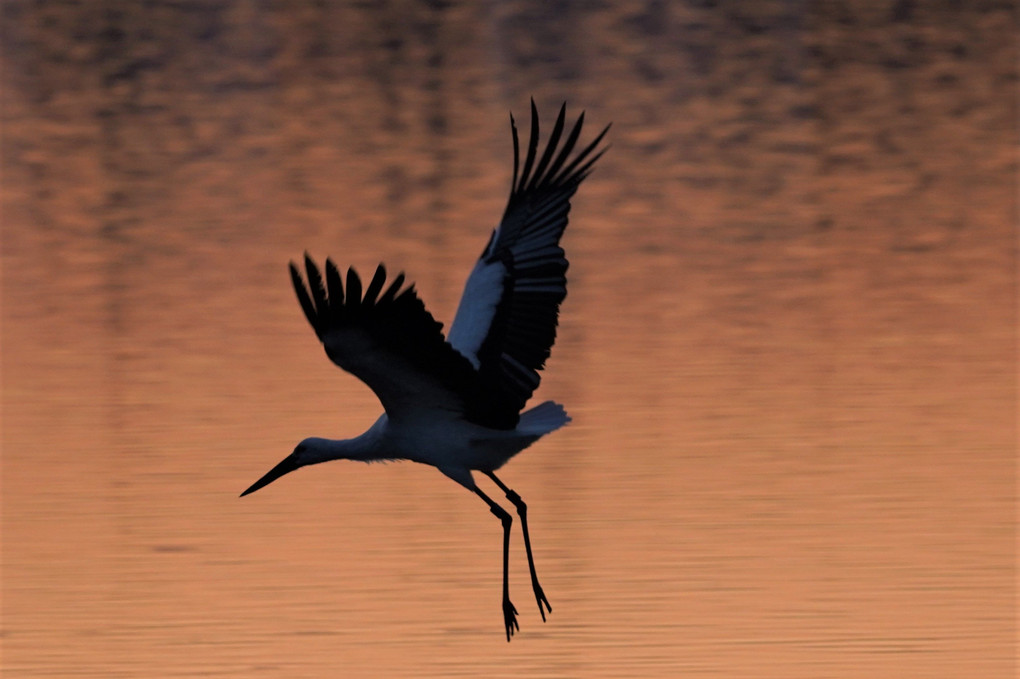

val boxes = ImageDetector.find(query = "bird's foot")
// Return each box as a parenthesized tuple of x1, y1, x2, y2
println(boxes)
(531, 581, 552, 622)
(502, 597, 520, 642)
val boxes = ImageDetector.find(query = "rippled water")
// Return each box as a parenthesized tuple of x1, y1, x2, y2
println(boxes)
(2, 3, 1015, 677)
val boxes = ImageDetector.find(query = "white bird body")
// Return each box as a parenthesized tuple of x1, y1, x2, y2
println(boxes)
(242, 101, 608, 640)
(296, 401, 569, 487)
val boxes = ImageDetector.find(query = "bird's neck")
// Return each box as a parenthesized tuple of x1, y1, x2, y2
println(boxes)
(304, 418, 392, 464)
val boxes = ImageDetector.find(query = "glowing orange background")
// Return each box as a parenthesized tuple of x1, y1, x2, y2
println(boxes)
(2, 2, 1014, 676)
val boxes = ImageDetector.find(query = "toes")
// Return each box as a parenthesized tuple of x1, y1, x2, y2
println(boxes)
(503, 601, 520, 641)
(533, 585, 552, 621)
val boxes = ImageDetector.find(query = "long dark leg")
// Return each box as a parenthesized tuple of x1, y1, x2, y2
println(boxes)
(486, 472, 552, 621)
(473, 486, 519, 641)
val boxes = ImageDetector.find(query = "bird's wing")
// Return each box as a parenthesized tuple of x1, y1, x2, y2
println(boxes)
(447, 101, 609, 417)
(291, 256, 515, 428)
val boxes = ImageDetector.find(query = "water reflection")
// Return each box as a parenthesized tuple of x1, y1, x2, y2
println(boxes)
(3, 2, 1014, 677)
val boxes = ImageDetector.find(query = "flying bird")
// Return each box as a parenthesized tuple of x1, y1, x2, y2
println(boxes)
(241, 101, 609, 641)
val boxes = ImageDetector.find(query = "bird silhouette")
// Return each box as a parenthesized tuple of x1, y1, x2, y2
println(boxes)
(242, 100, 608, 641)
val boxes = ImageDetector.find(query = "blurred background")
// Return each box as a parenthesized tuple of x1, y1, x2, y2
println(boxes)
(2, 1, 1015, 677)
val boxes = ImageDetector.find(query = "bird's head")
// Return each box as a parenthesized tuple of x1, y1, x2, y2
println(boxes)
(240, 438, 321, 497)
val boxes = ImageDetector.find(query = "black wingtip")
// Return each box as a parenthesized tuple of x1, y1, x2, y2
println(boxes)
(506, 100, 610, 193)
(325, 258, 345, 306)
(526, 102, 567, 192)
(379, 271, 406, 304)
(509, 112, 521, 192)
(304, 255, 327, 314)
(516, 100, 541, 191)
(550, 120, 611, 186)
(345, 267, 363, 308)
(290, 259, 319, 333)
(364, 264, 387, 304)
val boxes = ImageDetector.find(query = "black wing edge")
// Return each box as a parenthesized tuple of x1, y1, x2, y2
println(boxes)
(510, 99, 611, 205)
(470, 102, 608, 415)
(482, 100, 609, 261)
(289, 255, 408, 341)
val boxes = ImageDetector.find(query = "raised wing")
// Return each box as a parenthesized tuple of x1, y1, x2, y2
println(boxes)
(447, 101, 609, 419)
(291, 255, 516, 428)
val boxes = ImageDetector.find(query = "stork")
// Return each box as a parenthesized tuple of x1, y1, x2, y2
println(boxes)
(241, 101, 608, 641)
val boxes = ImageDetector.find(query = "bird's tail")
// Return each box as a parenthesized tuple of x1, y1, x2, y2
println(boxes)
(517, 400, 571, 436)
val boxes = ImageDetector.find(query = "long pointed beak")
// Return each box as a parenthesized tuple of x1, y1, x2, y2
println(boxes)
(240, 454, 300, 497)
